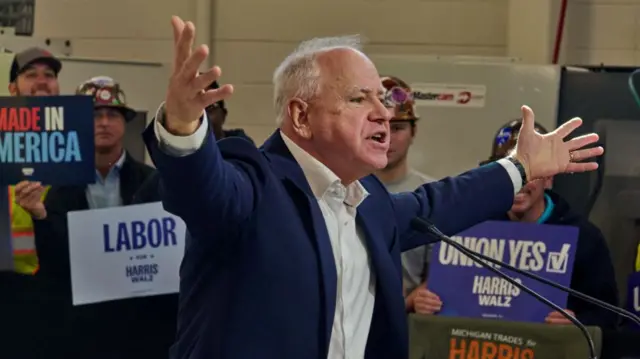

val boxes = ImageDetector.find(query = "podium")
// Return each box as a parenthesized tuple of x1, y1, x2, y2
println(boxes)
(409, 314, 602, 359)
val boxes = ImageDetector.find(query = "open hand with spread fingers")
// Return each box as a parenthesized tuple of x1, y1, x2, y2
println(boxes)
(511, 105, 604, 181)
(163, 16, 234, 136)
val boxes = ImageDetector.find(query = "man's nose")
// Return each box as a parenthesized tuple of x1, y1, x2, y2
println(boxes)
(35, 75, 50, 84)
(95, 115, 109, 125)
(370, 100, 392, 123)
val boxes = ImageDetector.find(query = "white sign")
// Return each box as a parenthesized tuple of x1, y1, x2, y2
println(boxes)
(410, 83, 486, 108)
(67, 202, 186, 305)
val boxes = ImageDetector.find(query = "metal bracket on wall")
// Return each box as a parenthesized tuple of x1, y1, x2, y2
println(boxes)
(0, 27, 72, 56)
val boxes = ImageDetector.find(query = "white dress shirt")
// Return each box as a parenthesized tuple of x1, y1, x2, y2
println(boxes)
(152, 105, 523, 358)
(280, 133, 375, 359)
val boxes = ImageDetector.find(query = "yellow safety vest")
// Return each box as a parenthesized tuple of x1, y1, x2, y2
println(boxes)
(636, 243, 640, 272)
(8, 186, 49, 274)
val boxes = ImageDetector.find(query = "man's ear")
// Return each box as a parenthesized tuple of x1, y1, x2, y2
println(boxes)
(287, 98, 312, 139)
(8, 82, 17, 96)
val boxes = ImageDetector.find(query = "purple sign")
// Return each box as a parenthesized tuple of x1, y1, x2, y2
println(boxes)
(627, 272, 640, 330)
(427, 220, 579, 323)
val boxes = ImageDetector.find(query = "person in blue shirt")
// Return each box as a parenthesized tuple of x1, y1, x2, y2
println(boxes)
(410, 119, 620, 329)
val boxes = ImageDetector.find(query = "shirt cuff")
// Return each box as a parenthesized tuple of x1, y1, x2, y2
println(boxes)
(153, 102, 209, 157)
(496, 158, 523, 195)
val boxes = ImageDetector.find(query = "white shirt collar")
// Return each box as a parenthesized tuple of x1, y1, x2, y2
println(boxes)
(280, 132, 368, 208)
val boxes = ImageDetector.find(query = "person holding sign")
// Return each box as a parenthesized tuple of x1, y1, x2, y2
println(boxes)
(144, 17, 604, 359)
(410, 120, 618, 329)
(484, 120, 617, 328)
(13, 76, 157, 357)
(6, 47, 62, 274)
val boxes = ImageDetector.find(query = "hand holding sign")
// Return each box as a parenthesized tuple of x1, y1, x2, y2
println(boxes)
(14, 180, 47, 219)
(411, 286, 443, 315)
(164, 16, 233, 136)
(512, 106, 603, 180)
(0, 96, 95, 185)
(427, 221, 579, 322)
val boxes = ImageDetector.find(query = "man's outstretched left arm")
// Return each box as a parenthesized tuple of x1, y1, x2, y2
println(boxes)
(393, 159, 521, 251)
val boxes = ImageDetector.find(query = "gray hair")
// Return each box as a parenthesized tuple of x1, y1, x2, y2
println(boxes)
(272, 35, 364, 125)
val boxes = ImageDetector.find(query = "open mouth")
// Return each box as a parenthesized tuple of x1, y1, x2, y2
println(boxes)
(367, 131, 387, 143)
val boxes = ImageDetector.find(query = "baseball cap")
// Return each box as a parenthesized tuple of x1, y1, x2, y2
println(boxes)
(381, 75, 419, 122)
(10, 47, 62, 82)
(75, 76, 137, 122)
(481, 119, 549, 165)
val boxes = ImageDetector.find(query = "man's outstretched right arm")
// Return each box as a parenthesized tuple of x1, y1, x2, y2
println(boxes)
(143, 103, 262, 242)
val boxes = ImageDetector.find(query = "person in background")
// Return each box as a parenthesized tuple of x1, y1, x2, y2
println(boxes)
(373, 76, 437, 303)
(409, 119, 619, 330)
(13, 76, 157, 358)
(375, 76, 436, 192)
(6, 47, 61, 274)
(205, 79, 255, 144)
(133, 79, 254, 203)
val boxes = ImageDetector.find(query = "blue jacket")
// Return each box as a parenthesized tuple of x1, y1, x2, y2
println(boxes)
(133, 128, 255, 204)
(143, 124, 515, 359)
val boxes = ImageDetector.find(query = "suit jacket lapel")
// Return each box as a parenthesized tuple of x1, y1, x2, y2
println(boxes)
(262, 131, 337, 355)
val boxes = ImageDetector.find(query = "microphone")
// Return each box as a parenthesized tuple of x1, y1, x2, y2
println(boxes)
(410, 217, 598, 359)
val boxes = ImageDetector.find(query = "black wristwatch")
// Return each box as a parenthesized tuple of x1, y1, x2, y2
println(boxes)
(506, 156, 528, 185)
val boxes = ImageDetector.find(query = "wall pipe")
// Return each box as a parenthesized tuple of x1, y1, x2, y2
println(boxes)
(552, 0, 569, 64)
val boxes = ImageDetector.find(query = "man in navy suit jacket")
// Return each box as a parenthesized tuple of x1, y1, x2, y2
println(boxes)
(143, 17, 604, 359)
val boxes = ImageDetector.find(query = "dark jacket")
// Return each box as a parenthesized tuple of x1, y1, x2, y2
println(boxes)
(32, 153, 164, 358)
(521, 190, 619, 329)
(133, 128, 255, 204)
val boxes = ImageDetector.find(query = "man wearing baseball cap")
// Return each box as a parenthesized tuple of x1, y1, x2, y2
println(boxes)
(1, 47, 65, 359)
(373, 76, 437, 308)
(9, 46, 61, 96)
(408, 119, 619, 330)
(7, 47, 62, 274)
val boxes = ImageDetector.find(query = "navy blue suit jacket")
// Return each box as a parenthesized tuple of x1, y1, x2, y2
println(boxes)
(143, 123, 515, 359)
